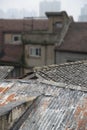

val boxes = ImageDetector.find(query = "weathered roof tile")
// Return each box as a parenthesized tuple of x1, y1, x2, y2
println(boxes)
(34, 61, 87, 91)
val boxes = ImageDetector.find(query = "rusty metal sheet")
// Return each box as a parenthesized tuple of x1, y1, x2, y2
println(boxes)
(0, 79, 60, 116)
(19, 89, 87, 130)
(0, 66, 13, 79)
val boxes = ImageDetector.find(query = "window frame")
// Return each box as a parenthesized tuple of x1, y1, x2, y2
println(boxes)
(29, 47, 41, 57)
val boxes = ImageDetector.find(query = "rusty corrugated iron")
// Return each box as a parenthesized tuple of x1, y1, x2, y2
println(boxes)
(0, 78, 86, 130)
(0, 79, 60, 116)
(18, 89, 87, 130)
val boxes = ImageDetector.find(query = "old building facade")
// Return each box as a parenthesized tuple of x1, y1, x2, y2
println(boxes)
(23, 11, 72, 70)
(0, 11, 75, 73)
(24, 44, 55, 67)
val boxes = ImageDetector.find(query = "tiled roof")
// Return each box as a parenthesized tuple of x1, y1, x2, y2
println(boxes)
(56, 22, 87, 53)
(34, 61, 87, 91)
(0, 66, 13, 79)
(0, 19, 48, 32)
(0, 44, 23, 63)
(18, 89, 87, 130)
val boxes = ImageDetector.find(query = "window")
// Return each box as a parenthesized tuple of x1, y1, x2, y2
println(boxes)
(55, 22, 62, 28)
(29, 48, 41, 57)
(14, 36, 19, 41)
(13, 35, 21, 42)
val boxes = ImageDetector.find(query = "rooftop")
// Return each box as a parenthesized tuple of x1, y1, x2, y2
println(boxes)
(56, 22, 87, 53)
(19, 89, 87, 130)
(46, 11, 69, 18)
(0, 79, 59, 116)
(0, 60, 87, 130)
(34, 60, 87, 91)
(0, 66, 13, 79)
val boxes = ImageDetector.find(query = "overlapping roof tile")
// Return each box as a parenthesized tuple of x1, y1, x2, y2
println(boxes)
(34, 61, 87, 91)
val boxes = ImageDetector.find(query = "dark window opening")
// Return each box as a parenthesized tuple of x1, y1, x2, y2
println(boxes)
(14, 36, 19, 41)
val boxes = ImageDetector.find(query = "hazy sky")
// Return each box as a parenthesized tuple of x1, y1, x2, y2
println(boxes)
(0, 0, 87, 21)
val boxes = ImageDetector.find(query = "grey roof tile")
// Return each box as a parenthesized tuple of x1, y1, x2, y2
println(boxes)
(34, 61, 87, 91)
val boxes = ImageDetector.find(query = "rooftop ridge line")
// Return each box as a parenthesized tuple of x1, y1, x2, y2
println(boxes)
(34, 60, 87, 72)
(38, 79, 87, 92)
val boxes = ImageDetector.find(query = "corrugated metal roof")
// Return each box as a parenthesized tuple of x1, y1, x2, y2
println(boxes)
(0, 66, 14, 79)
(0, 79, 84, 130)
(18, 88, 87, 130)
(0, 61, 86, 130)
(0, 79, 60, 116)
(1, 60, 87, 130)
(0, 78, 86, 129)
